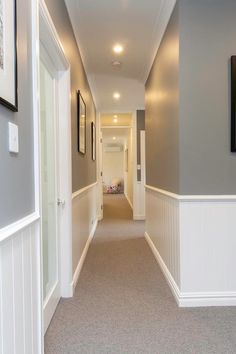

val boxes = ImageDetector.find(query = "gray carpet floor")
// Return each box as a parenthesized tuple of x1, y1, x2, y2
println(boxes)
(45, 194, 236, 354)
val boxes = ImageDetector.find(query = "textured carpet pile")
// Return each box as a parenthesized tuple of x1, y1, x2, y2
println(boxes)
(45, 194, 236, 354)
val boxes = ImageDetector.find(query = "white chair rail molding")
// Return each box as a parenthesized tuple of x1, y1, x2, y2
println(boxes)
(145, 185, 236, 307)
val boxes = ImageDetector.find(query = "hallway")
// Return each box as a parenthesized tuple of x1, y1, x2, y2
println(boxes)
(45, 195, 236, 354)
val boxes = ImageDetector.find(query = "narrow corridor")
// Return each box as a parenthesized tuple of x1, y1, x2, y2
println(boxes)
(45, 195, 236, 354)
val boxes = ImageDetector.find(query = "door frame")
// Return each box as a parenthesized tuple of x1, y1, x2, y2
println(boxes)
(32, 0, 73, 344)
(97, 110, 137, 219)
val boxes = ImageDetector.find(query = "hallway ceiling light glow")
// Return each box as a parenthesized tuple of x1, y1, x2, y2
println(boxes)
(112, 136, 116, 140)
(113, 118, 118, 123)
(113, 92, 120, 99)
(113, 44, 123, 54)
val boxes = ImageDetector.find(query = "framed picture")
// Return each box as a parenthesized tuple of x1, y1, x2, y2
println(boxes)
(91, 122, 96, 160)
(0, 0, 18, 111)
(77, 90, 86, 154)
(231, 56, 236, 152)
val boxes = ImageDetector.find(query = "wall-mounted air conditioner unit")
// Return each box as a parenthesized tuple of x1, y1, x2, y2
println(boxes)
(104, 145, 123, 152)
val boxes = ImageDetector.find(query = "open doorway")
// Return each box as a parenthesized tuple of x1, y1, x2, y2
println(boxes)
(98, 111, 146, 221)
(99, 113, 133, 216)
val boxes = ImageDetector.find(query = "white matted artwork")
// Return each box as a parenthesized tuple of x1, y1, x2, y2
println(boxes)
(0, 0, 17, 111)
(77, 90, 86, 154)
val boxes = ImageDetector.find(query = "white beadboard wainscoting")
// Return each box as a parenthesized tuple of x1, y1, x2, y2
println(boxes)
(72, 182, 98, 291)
(145, 187, 180, 293)
(145, 185, 236, 307)
(0, 213, 41, 354)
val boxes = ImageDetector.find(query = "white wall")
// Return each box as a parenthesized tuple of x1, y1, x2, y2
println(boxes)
(72, 183, 98, 291)
(102, 150, 124, 187)
(145, 186, 236, 307)
(0, 216, 41, 354)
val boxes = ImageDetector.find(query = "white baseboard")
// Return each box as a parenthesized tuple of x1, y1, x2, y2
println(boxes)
(71, 219, 98, 292)
(124, 192, 133, 210)
(178, 292, 236, 307)
(145, 231, 236, 307)
(133, 214, 145, 221)
(144, 232, 180, 305)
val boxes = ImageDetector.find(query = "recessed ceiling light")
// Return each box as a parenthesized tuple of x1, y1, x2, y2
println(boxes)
(113, 92, 120, 100)
(113, 44, 123, 54)
(113, 115, 118, 118)
(113, 118, 118, 123)
(113, 136, 116, 140)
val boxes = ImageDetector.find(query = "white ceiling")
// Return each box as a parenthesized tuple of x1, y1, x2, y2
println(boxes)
(65, 0, 176, 112)
(101, 113, 132, 127)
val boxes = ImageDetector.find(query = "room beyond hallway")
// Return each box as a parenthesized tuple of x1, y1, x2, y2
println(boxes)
(45, 194, 236, 354)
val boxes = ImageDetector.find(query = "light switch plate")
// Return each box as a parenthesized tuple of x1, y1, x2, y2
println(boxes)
(8, 122, 19, 153)
(137, 164, 141, 170)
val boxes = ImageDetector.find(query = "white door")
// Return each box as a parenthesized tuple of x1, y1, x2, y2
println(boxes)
(40, 52, 60, 333)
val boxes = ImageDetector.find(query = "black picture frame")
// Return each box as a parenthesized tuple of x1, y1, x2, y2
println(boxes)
(231, 56, 236, 152)
(91, 122, 96, 160)
(0, 0, 18, 111)
(77, 90, 86, 154)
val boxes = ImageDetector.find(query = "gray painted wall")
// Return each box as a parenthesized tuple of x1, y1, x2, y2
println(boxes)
(145, 4, 180, 193)
(136, 110, 145, 181)
(145, 0, 236, 195)
(179, 0, 236, 194)
(45, 0, 96, 193)
(0, 0, 35, 228)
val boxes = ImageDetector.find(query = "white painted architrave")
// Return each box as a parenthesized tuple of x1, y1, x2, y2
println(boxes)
(39, 0, 72, 301)
(132, 112, 146, 220)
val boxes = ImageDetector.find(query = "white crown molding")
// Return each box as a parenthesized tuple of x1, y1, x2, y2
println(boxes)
(39, 0, 69, 70)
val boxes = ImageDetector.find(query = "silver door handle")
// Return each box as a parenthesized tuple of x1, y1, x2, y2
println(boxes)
(57, 198, 65, 207)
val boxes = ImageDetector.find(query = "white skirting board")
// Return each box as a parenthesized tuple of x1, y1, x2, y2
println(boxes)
(72, 219, 97, 291)
(145, 231, 236, 307)
(145, 231, 180, 304)
(124, 192, 133, 210)
(145, 185, 236, 307)
(0, 214, 41, 354)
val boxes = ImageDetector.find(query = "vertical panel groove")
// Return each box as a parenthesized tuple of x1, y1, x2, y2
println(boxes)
(146, 189, 180, 287)
(29, 227, 34, 354)
(0, 248, 3, 354)
(21, 232, 26, 354)
(0, 220, 40, 354)
(11, 239, 16, 354)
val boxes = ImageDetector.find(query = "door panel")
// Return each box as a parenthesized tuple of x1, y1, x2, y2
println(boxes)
(40, 57, 60, 333)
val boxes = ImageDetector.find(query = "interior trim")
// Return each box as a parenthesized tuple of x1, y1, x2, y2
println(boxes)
(0, 212, 40, 243)
(145, 184, 236, 201)
(72, 182, 98, 199)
